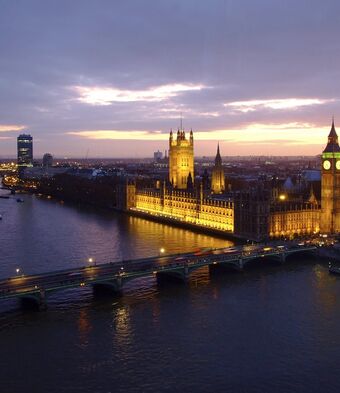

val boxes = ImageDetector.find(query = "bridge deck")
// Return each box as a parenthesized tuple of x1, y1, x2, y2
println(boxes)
(0, 243, 317, 302)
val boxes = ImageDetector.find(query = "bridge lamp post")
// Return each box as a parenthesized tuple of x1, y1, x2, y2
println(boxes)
(159, 247, 165, 256)
(15, 268, 20, 275)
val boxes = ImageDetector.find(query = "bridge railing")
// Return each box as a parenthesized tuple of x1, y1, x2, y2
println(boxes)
(0, 244, 317, 299)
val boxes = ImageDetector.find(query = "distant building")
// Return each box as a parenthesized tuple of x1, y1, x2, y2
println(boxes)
(169, 128, 194, 189)
(20, 166, 69, 180)
(42, 153, 53, 168)
(17, 134, 33, 167)
(153, 150, 163, 162)
(211, 143, 225, 194)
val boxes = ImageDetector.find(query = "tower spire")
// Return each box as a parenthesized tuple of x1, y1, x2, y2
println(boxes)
(323, 117, 340, 153)
(211, 142, 225, 193)
(215, 142, 222, 166)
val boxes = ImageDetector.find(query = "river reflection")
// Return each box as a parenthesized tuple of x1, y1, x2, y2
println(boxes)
(1, 194, 340, 393)
(0, 194, 231, 277)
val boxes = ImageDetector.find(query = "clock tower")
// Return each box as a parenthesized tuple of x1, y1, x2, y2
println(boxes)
(320, 119, 340, 233)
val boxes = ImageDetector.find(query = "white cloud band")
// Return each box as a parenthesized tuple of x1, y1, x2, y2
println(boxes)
(73, 83, 206, 105)
(224, 98, 332, 112)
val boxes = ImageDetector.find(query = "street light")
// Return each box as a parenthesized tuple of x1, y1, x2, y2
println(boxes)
(15, 268, 20, 275)
(160, 247, 165, 255)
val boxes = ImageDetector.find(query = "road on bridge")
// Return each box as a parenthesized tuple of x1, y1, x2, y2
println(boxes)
(0, 242, 317, 302)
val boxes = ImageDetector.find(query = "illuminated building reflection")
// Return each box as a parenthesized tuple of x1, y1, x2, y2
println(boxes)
(113, 306, 133, 347)
(77, 309, 92, 347)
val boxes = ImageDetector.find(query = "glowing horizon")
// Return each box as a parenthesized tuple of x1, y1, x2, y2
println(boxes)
(66, 122, 328, 146)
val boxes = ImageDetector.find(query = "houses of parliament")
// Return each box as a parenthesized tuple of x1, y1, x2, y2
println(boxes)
(120, 121, 340, 241)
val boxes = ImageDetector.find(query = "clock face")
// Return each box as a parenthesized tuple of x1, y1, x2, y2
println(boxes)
(323, 160, 331, 170)
(336, 160, 340, 170)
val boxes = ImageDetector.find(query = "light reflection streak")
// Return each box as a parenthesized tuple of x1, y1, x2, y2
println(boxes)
(113, 306, 133, 347)
(77, 308, 92, 346)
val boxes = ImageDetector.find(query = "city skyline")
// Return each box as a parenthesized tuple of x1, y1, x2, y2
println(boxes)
(1, 1, 340, 157)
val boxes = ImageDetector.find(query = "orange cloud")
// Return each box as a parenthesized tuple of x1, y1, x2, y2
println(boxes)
(0, 124, 26, 132)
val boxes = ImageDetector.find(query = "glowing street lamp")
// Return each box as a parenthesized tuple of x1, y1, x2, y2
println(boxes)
(159, 247, 165, 255)
(15, 268, 20, 275)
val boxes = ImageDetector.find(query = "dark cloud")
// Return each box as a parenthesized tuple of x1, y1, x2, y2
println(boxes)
(0, 0, 339, 157)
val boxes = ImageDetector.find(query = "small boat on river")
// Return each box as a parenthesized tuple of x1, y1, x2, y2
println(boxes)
(329, 262, 340, 275)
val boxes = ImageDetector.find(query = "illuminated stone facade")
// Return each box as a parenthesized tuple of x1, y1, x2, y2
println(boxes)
(132, 185, 233, 232)
(234, 188, 321, 240)
(269, 203, 320, 238)
(169, 129, 194, 189)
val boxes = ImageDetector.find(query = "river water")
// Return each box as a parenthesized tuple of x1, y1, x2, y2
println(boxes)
(0, 193, 340, 393)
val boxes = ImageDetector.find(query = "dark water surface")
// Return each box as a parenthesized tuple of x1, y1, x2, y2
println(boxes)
(0, 193, 340, 393)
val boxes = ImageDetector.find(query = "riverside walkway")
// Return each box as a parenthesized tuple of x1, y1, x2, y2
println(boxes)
(0, 243, 317, 309)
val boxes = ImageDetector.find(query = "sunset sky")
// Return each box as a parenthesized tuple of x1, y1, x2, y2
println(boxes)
(0, 0, 339, 158)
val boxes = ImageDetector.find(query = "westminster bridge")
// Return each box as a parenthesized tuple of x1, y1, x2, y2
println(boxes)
(0, 242, 328, 310)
